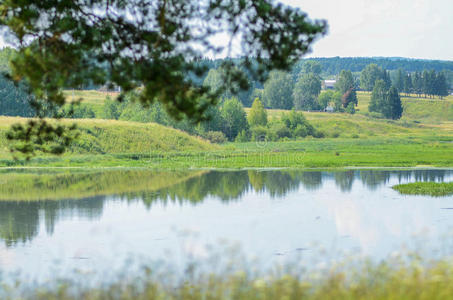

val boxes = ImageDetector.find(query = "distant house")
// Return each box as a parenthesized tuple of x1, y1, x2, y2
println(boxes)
(325, 106, 335, 113)
(322, 80, 336, 90)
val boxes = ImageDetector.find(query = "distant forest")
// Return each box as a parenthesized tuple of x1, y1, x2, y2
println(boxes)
(296, 57, 453, 75)
(1, 47, 452, 87)
(197, 56, 453, 78)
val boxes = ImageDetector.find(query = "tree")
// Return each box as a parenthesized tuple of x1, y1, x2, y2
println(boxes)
(394, 69, 405, 93)
(0, 75, 35, 117)
(435, 72, 449, 99)
(345, 102, 355, 114)
(199, 105, 225, 133)
(0, 0, 327, 156)
(413, 72, 423, 97)
(248, 98, 268, 127)
(263, 71, 294, 109)
(369, 80, 387, 113)
(203, 68, 230, 102)
(360, 64, 382, 91)
(103, 98, 122, 120)
(203, 66, 253, 106)
(360, 64, 390, 91)
(317, 90, 334, 110)
(422, 70, 436, 98)
(332, 91, 343, 112)
(221, 98, 248, 140)
(369, 82, 403, 120)
(403, 73, 413, 96)
(336, 70, 357, 108)
(382, 70, 392, 90)
(302, 60, 322, 76)
(384, 86, 403, 120)
(293, 73, 321, 110)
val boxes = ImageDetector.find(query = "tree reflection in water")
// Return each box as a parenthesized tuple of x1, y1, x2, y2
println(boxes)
(0, 169, 450, 247)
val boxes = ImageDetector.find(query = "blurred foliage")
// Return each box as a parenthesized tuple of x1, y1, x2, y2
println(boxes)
(0, 0, 326, 156)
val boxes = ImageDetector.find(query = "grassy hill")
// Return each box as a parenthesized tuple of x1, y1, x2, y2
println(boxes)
(356, 91, 453, 123)
(0, 117, 216, 159)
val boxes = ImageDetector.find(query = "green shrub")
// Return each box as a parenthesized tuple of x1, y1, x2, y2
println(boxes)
(251, 126, 268, 141)
(269, 123, 291, 141)
(331, 132, 340, 138)
(62, 104, 96, 119)
(345, 102, 356, 114)
(235, 130, 250, 142)
(313, 130, 325, 138)
(294, 124, 308, 138)
(204, 131, 227, 144)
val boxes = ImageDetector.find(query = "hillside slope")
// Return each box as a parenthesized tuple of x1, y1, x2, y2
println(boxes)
(0, 117, 216, 158)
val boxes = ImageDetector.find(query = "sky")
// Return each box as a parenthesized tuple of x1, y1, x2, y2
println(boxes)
(0, 0, 451, 61)
(280, 0, 452, 60)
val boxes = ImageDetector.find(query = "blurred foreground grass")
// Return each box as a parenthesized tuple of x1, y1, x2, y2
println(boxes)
(5, 254, 453, 300)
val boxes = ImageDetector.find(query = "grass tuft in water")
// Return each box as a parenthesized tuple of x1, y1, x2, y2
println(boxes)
(393, 182, 453, 197)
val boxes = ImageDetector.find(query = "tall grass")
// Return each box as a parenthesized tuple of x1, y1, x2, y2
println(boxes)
(5, 254, 453, 299)
(0, 117, 216, 159)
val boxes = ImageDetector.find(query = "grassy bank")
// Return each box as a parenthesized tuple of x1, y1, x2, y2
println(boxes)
(1, 136, 452, 169)
(393, 181, 453, 197)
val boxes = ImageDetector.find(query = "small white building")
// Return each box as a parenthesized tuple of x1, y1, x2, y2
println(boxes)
(322, 80, 336, 90)
(325, 106, 335, 113)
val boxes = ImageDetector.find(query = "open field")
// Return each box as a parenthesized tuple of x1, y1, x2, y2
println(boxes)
(251, 92, 453, 124)
(356, 91, 453, 123)
(67, 89, 453, 123)
(63, 89, 118, 115)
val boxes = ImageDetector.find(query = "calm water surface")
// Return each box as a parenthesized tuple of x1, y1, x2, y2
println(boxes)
(0, 169, 453, 280)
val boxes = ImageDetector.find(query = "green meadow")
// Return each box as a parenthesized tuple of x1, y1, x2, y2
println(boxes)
(1, 90, 453, 169)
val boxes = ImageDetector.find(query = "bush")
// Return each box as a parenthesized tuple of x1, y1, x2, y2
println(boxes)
(251, 126, 268, 141)
(293, 124, 308, 138)
(235, 130, 250, 142)
(345, 102, 355, 114)
(331, 132, 340, 138)
(269, 123, 291, 141)
(313, 130, 325, 138)
(204, 131, 227, 144)
(281, 110, 316, 137)
(62, 104, 96, 119)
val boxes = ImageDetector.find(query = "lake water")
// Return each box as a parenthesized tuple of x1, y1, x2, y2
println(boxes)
(1, 168, 453, 281)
